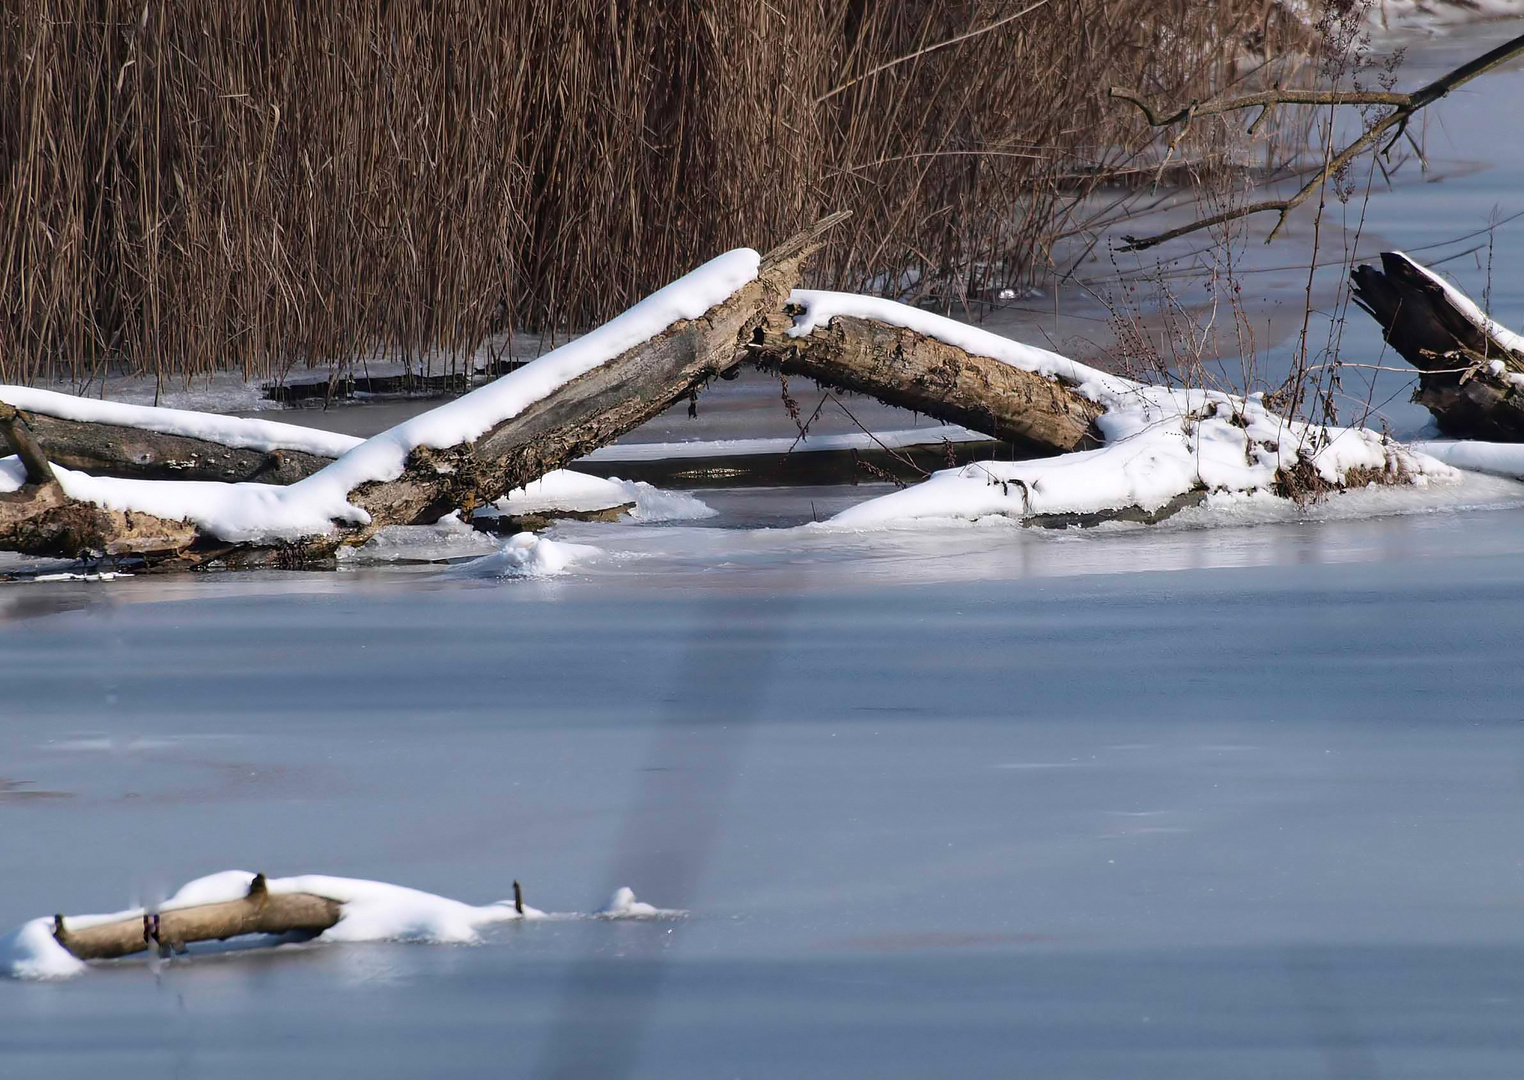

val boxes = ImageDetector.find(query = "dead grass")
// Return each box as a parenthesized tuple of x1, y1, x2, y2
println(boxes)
(0, 1, 1310, 386)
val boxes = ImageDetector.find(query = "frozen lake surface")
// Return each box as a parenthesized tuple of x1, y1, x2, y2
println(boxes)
(3, 492, 1524, 1077)
(4, 16, 1524, 1078)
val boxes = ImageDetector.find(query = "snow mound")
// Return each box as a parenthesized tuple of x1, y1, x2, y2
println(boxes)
(446, 532, 599, 578)
(596, 887, 686, 920)
(0, 919, 88, 980)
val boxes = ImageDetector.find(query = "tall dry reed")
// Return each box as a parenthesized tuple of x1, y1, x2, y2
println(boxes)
(0, 0, 1307, 385)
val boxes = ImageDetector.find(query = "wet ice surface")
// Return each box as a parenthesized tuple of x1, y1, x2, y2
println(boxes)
(4, 486, 1524, 1077)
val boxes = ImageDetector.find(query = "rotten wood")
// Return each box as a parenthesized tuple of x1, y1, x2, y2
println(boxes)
(52, 873, 341, 961)
(752, 311, 1103, 455)
(1351, 251, 1524, 441)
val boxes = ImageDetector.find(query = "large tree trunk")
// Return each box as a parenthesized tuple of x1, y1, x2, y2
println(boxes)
(1351, 251, 1524, 441)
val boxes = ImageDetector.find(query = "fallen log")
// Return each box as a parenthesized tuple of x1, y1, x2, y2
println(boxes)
(52, 873, 340, 961)
(1351, 251, 1524, 441)
(752, 303, 1103, 455)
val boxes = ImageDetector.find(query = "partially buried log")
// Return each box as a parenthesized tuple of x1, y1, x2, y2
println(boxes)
(1351, 252, 1524, 441)
(751, 309, 1103, 455)
(52, 873, 340, 961)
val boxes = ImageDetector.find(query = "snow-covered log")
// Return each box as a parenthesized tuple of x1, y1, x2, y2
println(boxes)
(0, 387, 358, 484)
(773, 294, 1442, 529)
(51, 873, 340, 961)
(753, 293, 1103, 455)
(1352, 251, 1524, 441)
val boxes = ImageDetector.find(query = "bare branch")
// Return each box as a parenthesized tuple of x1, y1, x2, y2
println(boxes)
(1110, 30, 1524, 251)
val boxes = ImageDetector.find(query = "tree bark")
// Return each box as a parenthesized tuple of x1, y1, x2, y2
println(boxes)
(1351, 251, 1524, 441)
(51, 873, 341, 961)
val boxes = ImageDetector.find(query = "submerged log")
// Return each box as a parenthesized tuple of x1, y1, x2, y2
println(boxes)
(1351, 252, 1524, 441)
(52, 873, 341, 961)
(753, 312, 1103, 455)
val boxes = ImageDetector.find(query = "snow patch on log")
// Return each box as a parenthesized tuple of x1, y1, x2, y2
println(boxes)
(490, 471, 714, 523)
(1397, 250, 1524, 355)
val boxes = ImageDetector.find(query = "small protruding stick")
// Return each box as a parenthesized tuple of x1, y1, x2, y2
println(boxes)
(0, 401, 58, 486)
(513, 880, 524, 915)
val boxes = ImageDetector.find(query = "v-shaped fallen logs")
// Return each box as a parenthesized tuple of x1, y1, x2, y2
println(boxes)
(0, 215, 846, 568)
(1352, 251, 1524, 441)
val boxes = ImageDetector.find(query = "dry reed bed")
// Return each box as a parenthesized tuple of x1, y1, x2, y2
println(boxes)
(0, 0, 1308, 386)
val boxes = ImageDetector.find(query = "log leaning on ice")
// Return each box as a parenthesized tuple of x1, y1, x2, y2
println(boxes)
(51, 873, 341, 961)
(1351, 251, 1524, 442)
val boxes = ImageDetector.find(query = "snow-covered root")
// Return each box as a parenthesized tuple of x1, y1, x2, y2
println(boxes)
(2, 871, 679, 980)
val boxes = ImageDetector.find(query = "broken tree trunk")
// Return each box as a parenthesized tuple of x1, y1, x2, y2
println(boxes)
(1351, 251, 1524, 441)
(751, 309, 1103, 454)
(52, 873, 341, 961)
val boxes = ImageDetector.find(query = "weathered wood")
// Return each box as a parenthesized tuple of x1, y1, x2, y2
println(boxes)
(752, 312, 1103, 454)
(21, 412, 332, 484)
(52, 874, 341, 961)
(1351, 252, 1524, 441)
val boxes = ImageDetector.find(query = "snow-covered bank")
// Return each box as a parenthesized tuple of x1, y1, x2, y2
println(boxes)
(2, 870, 678, 980)
(784, 293, 1448, 529)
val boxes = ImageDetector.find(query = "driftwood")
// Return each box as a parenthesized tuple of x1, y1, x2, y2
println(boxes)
(1351, 252, 1524, 441)
(52, 874, 340, 961)
(752, 310, 1102, 455)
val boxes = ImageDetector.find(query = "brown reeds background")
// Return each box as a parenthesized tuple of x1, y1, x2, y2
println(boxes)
(0, 1, 1305, 386)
